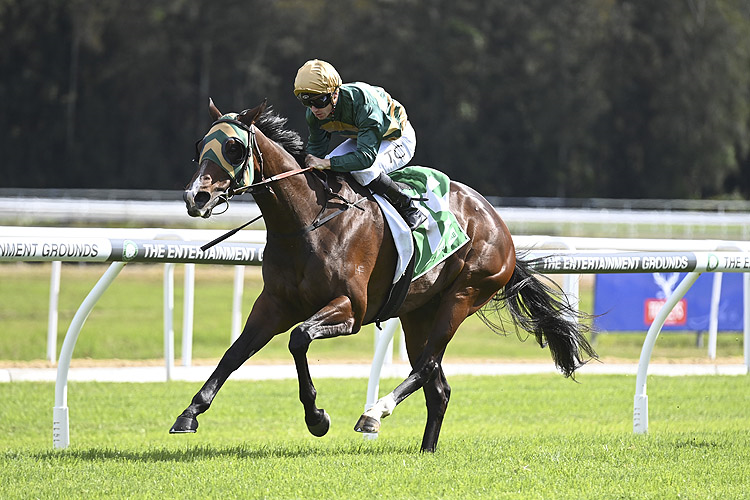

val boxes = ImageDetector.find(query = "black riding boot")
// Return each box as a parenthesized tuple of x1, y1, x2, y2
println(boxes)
(367, 172, 427, 231)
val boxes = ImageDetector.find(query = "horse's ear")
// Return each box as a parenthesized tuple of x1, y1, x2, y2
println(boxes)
(238, 98, 268, 126)
(208, 98, 222, 121)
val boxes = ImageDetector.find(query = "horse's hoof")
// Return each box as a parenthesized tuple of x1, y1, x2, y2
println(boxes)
(354, 414, 380, 434)
(169, 415, 198, 434)
(306, 410, 330, 437)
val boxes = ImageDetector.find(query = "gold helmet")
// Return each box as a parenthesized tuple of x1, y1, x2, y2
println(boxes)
(293, 59, 342, 96)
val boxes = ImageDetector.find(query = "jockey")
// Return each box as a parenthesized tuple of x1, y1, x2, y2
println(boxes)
(293, 59, 427, 230)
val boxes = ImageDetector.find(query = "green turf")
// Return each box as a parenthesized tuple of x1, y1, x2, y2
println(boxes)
(1, 375, 748, 499)
(0, 262, 744, 364)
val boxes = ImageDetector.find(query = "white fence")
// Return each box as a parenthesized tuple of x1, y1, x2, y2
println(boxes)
(1, 227, 749, 448)
(1, 227, 265, 449)
(3, 195, 750, 239)
(1, 225, 266, 363)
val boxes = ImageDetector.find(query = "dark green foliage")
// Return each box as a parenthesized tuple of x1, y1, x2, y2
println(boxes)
(1, 0, 749, 198)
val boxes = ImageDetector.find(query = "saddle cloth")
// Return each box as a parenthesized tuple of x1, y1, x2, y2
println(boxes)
(374, 166, 470, 284)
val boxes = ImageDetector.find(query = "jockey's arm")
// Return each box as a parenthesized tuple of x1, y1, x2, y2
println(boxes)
(305, 110, 331, 159)
(328, 126, 379, 172)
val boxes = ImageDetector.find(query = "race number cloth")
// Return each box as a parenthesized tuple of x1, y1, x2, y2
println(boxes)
(379, 166, 469, 282)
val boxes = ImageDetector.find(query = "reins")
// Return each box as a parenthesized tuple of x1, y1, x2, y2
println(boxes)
(200, 213, 264, 251)
(200, 166, 313, 251)
(200, 167, 365, 250)
(209, 165, 315, 219)
(240, 165, 314, 194)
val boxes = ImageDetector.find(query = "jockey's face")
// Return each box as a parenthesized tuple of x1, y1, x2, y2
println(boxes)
(310, 103, 331, 119)
(310, 90, 338, 120)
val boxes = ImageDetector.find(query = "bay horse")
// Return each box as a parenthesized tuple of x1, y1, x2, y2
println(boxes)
(172, 99, 596, 452)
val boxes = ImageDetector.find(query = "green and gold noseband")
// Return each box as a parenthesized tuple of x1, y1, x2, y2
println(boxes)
(194, 113, 255, 190)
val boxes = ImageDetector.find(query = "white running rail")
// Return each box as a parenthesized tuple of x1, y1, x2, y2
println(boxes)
(1, 227, 749, 448)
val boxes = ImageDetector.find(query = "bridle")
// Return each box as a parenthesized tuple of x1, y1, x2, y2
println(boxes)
(193, 113, 316, 213)
(193, 114, 262, 198)
(192, 111, 364, 249)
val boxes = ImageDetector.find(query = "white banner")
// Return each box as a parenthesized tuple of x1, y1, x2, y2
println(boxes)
(0, 237, 111, 262)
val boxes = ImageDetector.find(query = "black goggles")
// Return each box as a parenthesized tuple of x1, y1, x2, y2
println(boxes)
(297, 92, 332, 108)
(222, 138, 247, 167)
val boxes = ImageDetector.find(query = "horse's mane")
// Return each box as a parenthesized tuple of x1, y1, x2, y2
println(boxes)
(255, 106, 305, 164)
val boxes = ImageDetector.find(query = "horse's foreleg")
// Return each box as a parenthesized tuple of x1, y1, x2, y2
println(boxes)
(170, 299, 286, 434)
(288, 296, 356, 437)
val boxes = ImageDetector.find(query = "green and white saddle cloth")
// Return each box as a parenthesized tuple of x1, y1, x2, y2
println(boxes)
(378, 166, 470, 283)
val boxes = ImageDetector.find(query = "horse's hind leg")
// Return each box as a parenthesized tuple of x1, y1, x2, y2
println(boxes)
(421, 362, 451, 452)
(288, 295, 357, 437)
(395, 319, 452, 452)
(354, 301, 468, 451)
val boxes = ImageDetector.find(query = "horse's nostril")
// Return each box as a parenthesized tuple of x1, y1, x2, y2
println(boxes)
(194, 192, 210, 208)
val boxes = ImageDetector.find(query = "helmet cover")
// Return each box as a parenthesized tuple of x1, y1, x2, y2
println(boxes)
(293, 59, 342, 96)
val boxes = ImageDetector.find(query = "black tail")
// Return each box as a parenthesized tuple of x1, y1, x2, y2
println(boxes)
(477, 256, 598, 378)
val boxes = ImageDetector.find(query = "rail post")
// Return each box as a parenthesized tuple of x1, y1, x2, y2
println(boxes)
(163, 263, 175, 381)
(47, 261, 62, 362)
(745, 273, 750, 373)
(633, 271, 701, 434)
(181, 263, 195, 366)
(363, 318, 400, 440)
(231, 266, 245, 343)
(53, 262, 127, 449)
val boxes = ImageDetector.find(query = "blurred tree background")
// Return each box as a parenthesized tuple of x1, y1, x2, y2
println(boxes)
(1, 0, 749, 199)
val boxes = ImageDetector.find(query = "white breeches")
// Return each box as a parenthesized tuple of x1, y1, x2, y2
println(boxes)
(327, 121, 416, 186)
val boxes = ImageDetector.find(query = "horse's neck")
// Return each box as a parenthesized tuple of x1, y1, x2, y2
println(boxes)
(253, 136, 320, 234)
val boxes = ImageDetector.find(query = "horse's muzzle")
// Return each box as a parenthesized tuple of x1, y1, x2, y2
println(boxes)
(184, 190, 209, 218)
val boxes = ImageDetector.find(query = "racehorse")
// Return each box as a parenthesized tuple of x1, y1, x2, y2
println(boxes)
(172, 99, 597, 452)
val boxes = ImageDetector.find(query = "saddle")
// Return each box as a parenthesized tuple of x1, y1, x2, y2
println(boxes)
(370, 166, 470, 325)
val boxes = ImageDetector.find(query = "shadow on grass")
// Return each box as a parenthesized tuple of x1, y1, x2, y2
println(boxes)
(26, 440, 420, 462)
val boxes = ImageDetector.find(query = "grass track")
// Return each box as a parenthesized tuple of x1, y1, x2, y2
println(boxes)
(1, 375, 749, 499)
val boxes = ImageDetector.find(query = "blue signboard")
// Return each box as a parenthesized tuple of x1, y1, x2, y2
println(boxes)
(593, 273, 745, 331)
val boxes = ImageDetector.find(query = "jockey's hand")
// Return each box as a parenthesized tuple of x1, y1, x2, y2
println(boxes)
(305, 154, 331, 170)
